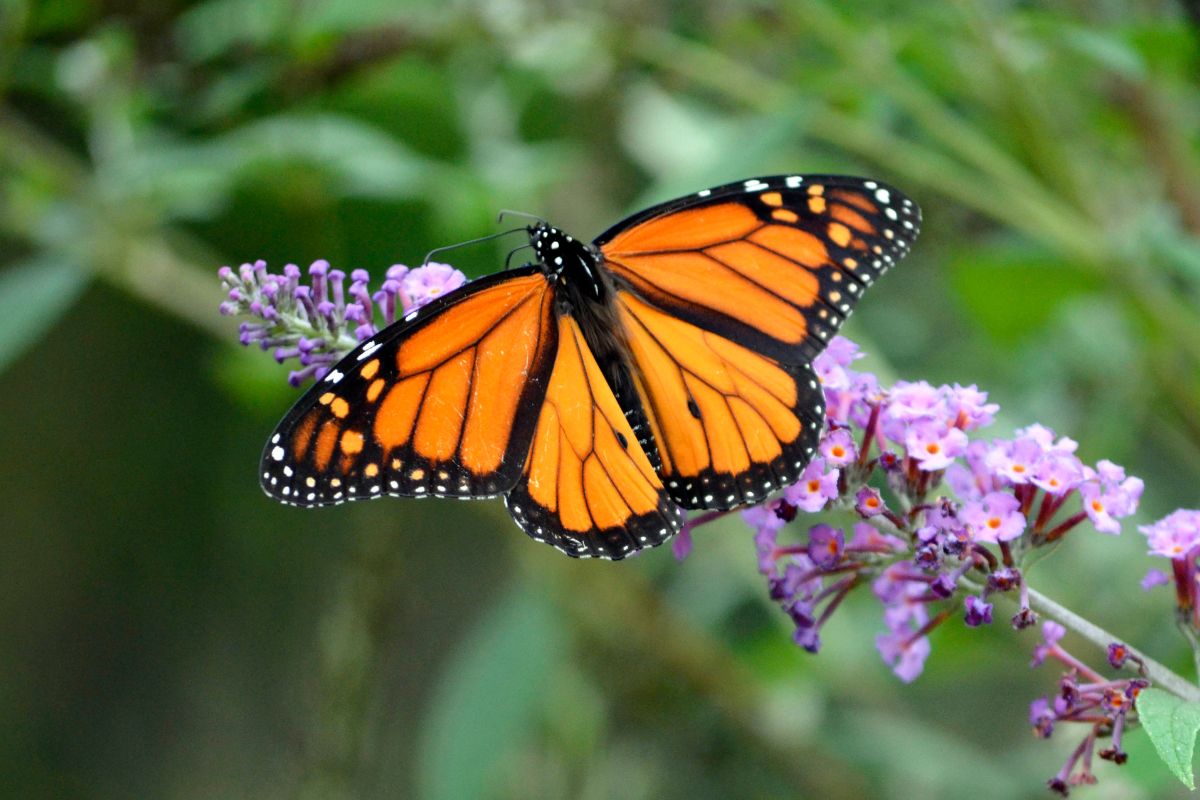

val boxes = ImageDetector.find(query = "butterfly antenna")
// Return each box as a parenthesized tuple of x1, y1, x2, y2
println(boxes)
(422, 227, 526, 266)
(496, 209, 546, 225)
(504, 243, 534, 270)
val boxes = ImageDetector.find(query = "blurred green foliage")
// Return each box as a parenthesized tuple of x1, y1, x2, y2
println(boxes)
(2, 0, 1200, 797)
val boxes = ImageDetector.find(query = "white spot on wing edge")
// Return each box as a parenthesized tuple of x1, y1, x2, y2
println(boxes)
(271, 446, 285, 461)
(785, 175, 803, 188)
(356, 340, 381, 360)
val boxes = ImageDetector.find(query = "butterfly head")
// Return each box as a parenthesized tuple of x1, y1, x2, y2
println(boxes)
(528, 222, 575, 276)
(528, 222, 606, 301)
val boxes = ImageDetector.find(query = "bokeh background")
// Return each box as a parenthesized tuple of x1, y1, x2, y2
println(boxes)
(4, 1, 1200, 797)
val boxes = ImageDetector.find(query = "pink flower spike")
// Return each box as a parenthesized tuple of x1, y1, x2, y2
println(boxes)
(961, 491, 1026, 544)
(783, 458, 840, 512)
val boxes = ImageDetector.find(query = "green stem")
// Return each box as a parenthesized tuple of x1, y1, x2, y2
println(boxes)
(1020, 585, 1200, 704)
(1175, 617, 1200, 692)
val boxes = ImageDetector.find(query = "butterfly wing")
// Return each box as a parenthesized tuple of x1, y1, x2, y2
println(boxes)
(261, 267, 558, 505)
(613, 289, 825, 510)
(595, 175, 919, 510)
(596, 174, 920, 364)
(505, 314, 682, 560)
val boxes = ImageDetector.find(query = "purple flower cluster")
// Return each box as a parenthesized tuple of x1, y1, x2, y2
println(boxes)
(723, 336, 1144, 684)
(1028, 621, 1147, 794)
(218, 259, 466, 385)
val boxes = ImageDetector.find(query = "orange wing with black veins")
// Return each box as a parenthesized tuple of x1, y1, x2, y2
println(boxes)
(261, 269, 558, 505)
(615, 290, 825, 510)
(505, 314, 682, 560)
(592, 175, 918, 510)
(596, 175, 920, 365)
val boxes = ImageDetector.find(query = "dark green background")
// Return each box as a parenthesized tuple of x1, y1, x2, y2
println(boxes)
(3, 1, 1200, 797)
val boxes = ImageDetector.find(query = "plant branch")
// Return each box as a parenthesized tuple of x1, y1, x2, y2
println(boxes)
(1025, 585, 1200, 704)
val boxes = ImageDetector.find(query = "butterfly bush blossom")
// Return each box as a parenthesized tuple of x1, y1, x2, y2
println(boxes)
(679, 336, 1168, 794)
(219, 259, 466, 385)
(221, 263, 1198, 797)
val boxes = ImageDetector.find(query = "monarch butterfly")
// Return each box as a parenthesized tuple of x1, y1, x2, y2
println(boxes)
(261, 175, 920, 560)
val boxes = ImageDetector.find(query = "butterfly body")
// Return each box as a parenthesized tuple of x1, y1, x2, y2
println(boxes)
(261, 175, 920, 560)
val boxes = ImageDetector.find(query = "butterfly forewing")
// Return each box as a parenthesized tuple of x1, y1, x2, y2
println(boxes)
(596, 175, 920, 365)
(261, 268, 558, 505)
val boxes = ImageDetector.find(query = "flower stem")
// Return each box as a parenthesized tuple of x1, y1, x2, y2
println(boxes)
(1024, 585, 1200, 703)
(1175, 616, 1200, 688)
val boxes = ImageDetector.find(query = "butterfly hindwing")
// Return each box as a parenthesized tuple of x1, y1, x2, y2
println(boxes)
(261, 268, 558, 505)
(505, 314, 682, 560)
(596, 174, 919, 365)
(614, 289, 825, 511)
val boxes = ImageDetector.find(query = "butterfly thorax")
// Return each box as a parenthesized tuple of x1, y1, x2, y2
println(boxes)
(526, 222, 663, 473)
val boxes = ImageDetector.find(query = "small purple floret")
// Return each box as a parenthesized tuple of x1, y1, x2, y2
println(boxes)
(964, 595, 993, 627)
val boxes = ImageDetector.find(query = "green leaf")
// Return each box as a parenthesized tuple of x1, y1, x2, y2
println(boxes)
(416, 584, 567, 800)
(0, 257, 89, 375)
(1137, 686, 1200, 790)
